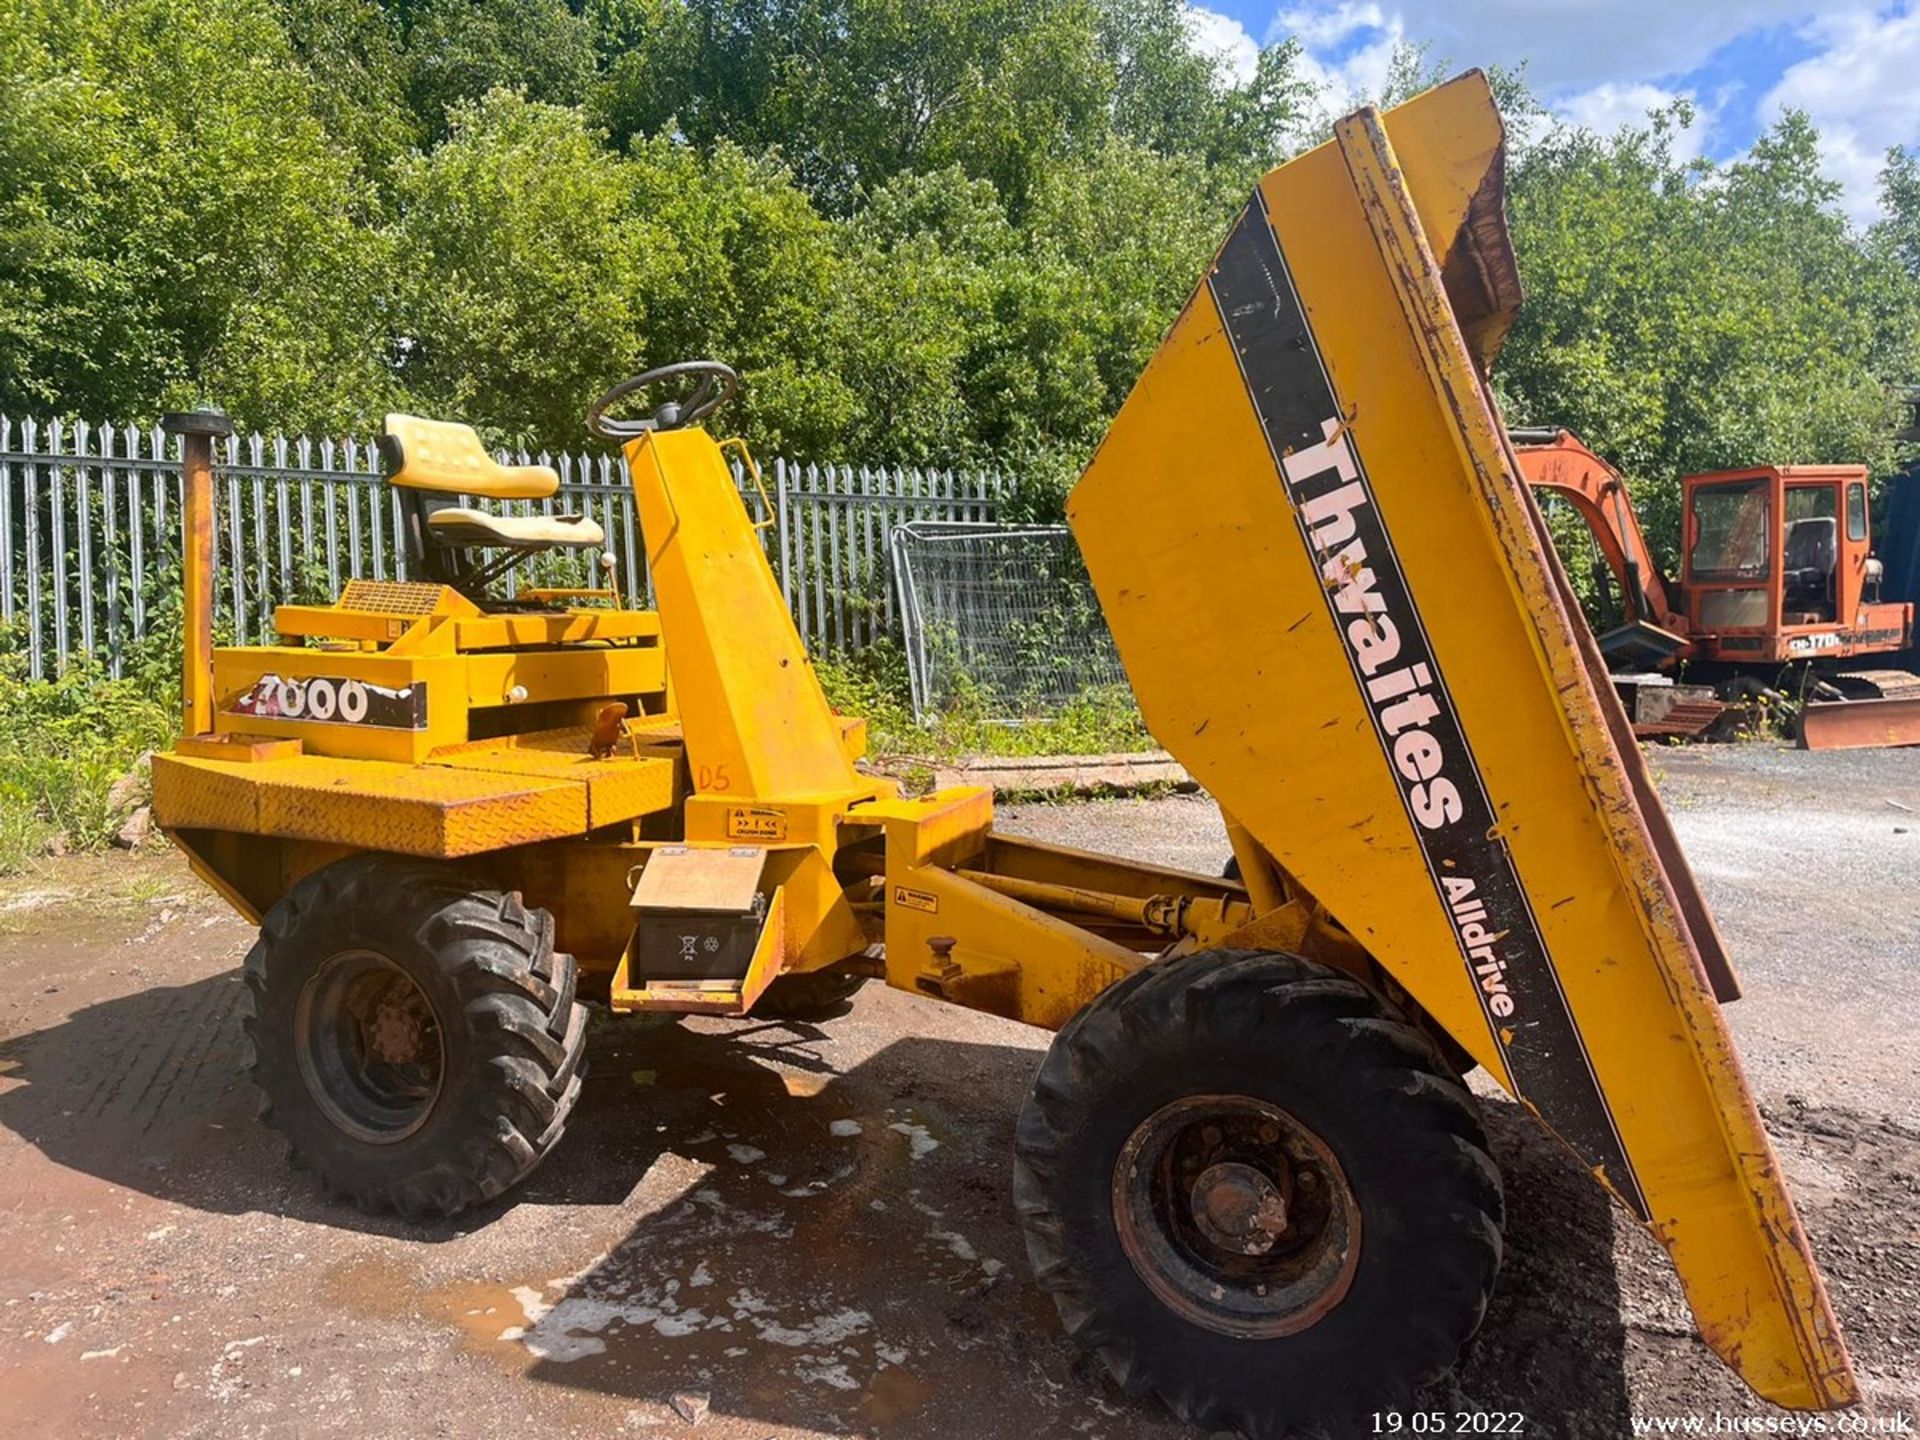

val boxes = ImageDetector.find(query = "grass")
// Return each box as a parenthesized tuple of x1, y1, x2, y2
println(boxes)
(815, 643, 1155, 763)
(0, 624, 180, 874)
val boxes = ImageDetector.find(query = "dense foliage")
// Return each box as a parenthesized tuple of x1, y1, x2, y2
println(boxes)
(3, 0, 1917, 537)
(1498, 108, 1920, 560)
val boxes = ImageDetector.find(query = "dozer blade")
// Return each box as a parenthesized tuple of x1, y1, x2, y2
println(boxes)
(1799, 695, 1920, 750)
(1069, 71, 1855, 1409)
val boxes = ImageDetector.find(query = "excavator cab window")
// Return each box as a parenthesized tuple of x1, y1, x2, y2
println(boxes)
(1689, 479, 1771, 582)
(1846, 481, 1868, 543)
(1690, 478, 1773, 630)
(1783, 484, 1839, 622)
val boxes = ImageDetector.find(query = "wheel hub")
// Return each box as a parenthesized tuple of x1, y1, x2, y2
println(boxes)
(1113, 1094, 1361, 1338)
(369, 996, 426, 1066)
(1190, 1161, 1290, 1254)
(294, 950, 445, 1145)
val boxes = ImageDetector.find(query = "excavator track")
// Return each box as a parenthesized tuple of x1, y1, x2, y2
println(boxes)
(1823, 667, 1920, 701)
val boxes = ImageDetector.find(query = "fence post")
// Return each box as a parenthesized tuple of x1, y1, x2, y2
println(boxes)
(74, 420, 97, 665)
(163, 408, 234, 737)
(774, 457, 792, 614)
(224, 431, 244, 646)
(274, 435, 293, 605)
(24, 417, 42, 679)
(49, 418, 69, 673)
(126, 424, 145, 642)
(98, 419, 123, 678)
(0, 416, 13, 633)
(321, 438, 340, 598)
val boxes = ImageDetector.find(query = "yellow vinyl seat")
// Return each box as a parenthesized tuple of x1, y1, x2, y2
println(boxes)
(381, 414, 560, 501)
(378, 414, 607, 595)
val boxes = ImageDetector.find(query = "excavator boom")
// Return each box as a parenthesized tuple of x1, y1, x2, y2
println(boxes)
(1511, 428, 1693, 667)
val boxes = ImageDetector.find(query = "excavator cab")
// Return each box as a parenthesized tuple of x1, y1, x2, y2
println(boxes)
(1681, 464, 1898, 662)
(1516, 432, 1914, 688)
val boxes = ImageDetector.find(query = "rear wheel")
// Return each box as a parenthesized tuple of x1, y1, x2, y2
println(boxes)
(243, 854, 589, 1218)
(1014, 949, 1502, 1439)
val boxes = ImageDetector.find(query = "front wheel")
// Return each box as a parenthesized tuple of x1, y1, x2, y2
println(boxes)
(750, 968, 867, 1021)
(1014, 949, 1503, 1439)
(242, 855, 589, 1219)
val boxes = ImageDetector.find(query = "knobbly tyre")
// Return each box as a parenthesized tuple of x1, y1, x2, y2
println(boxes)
(151, 72, 1855, 1440)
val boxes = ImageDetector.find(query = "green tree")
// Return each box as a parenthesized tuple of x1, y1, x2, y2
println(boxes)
(1098, 0, 1311, 179)
(621, 134, 860, 455)
(391, 91, 855, 452)
(391, 92, 681, 444)
(1496, 105, 1920, 563)
(974, 138, 1241, 468)
(269, 0, 421, 175)
(833, 167, 1019, 460)
(1875, 145, 1920, 280)
(402, 0, 597, 137)
(0, 0, 393, 430)
(588, 0, 1308, 214)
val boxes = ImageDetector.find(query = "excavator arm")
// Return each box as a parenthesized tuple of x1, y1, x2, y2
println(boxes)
(1512, 428, 1694, 665)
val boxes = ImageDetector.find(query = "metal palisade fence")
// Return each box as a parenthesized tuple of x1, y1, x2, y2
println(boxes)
(0, 415, 1007, 678)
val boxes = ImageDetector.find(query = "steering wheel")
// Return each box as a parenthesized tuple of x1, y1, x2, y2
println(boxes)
(587, 360, 739, 440)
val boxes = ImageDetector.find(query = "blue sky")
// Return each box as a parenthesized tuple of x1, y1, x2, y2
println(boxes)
(1180, 2, 1920, 225)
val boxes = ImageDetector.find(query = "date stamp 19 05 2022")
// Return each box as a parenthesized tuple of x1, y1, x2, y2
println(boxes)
(1372, 1412, 1527, 1435)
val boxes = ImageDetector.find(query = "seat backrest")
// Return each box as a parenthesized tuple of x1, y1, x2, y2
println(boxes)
(1784, 515, 1836, 576)
(379, 414, 558, 501)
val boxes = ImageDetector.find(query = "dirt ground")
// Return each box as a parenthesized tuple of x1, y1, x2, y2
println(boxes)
(0, 744, 1914, 1439)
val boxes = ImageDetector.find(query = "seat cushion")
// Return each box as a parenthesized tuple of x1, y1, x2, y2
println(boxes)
(426, 507, 605, 549)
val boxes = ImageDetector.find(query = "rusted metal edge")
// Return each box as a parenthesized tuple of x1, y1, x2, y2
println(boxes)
(1798, 695, 1920, 751)
(1335, 103, 1849, 1406)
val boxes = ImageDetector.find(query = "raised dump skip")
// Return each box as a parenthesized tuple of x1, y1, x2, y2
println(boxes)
(1069, 71, 1854, 1410)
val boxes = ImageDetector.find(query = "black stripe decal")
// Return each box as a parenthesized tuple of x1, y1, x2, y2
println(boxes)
(1206, 194, 1648, 1219)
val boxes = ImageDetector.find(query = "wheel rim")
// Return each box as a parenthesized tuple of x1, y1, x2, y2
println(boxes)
(1112, 1094, 1361, 1338)
(294, 950, 445, 1144)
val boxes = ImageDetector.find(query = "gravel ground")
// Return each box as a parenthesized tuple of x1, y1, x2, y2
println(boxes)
(0, 744, 1913, 1439)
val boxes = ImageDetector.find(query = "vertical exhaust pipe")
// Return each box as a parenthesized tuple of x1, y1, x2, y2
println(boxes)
(161, 408, 233, 737)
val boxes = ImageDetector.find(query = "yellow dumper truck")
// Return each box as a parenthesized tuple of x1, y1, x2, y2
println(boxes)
(151, 71, 1853, 1439)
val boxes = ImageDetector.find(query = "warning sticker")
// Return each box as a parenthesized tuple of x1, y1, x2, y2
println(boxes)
(893, 885, 939, 914)
(726, 806, 788, 842)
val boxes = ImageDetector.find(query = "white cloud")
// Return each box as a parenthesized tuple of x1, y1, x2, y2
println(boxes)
(1184, 5, 1261, 87)
(1555, 81, 1712, 165)
(1279, 0, 1386, 50)
(1272, 0, 1877, 93)
(1273, 2, 1406, 115)
(1270, 1, 1919, 225)
(1763, 7, 1920, 224)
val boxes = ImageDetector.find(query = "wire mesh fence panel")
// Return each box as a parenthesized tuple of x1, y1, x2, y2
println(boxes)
(0, 414, 1011, 677)
(892, 521, 1129, 722)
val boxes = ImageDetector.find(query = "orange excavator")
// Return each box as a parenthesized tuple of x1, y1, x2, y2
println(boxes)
(1511, 428, 1919, 748)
